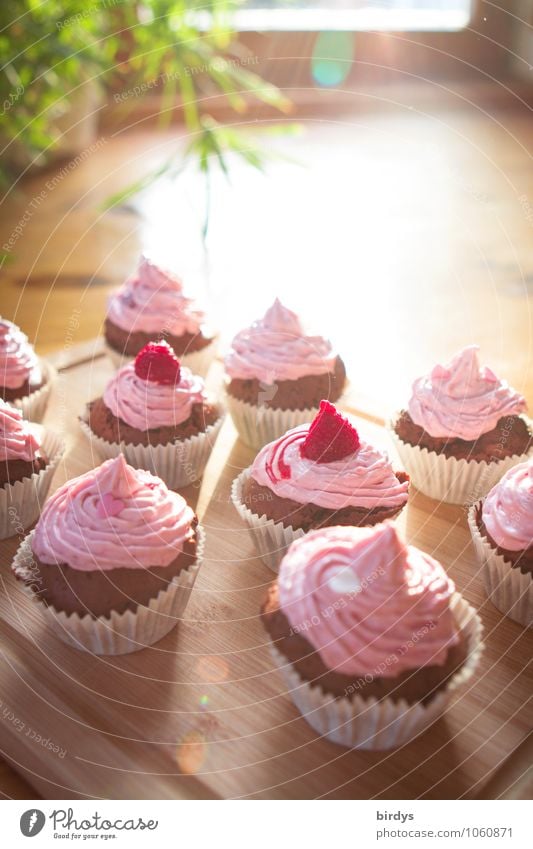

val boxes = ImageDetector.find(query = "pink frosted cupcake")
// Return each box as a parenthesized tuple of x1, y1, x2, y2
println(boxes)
(262, 523, 483, 749)
(0, 400, 64, 539)
(225, 299, 347, 449)
(104, 254, 217, 376)
(389, 346, 532, 504)
(0, 319, 56, 421)
(232, 401, 409, 571)
(12, 455, 204, 654)
(81, 341, 223, 489)
(468, 459, 533, 626)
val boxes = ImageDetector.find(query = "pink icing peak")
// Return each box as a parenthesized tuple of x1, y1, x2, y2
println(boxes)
(102, 361, 208, 430)
(482, 459, 533, 551)
(32, 455, 195, 571)
(408, 345, 527, 440)
(0, 399, 41, 462)
(262, 298, 303, 335)
(137, 254, 183, 292)
(106, 254, 206, 337)
(224, 299, 338, 383)
(278, 523, 458, 677)
(0, 319, 41, 390)
(252, 423, 409, 510)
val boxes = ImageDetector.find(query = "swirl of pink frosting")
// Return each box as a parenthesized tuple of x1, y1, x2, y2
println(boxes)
(408, 345, 527, 441)
(482, 459, 533, 551)
(278, 523, 458, 677)
(251, 424, 408, 510)
(224, 298, 338, 383)
(106, 255, 206, 336)
(0, 319, 41, 390)
(32, 455, 195, 571)
(0, 399, 41, 462)
(102, 362, 208, 430)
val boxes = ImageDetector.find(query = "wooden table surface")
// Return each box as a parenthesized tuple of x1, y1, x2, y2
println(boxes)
(0, 345, 531, 800)
(1, 88, 532, 797)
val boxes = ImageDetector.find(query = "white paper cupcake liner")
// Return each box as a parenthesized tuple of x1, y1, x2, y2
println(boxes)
(8, 359, 57, 423)
(12, 526, 205, 655)
(0, 428, 65, 540)
(388, 416, 533, 505)
(79, 412, 224, 490)
(231, 469, 306, 573)
(269, 592, 483, 749)
(468, 502, 532, 628)
(104, 337, 218, 378)
(226, 393, 319, 450)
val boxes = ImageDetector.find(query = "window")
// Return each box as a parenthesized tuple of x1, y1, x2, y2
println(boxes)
(234, 1, 473, 32)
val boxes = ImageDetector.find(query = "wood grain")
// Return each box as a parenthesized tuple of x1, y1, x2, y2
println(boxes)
(0, 349, 531, 799)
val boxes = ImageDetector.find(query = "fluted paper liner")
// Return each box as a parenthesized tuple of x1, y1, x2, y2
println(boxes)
(226, 394, 319, 451)
(231, 469, 306, 573)
(12, 526, 205, 655)
(0, 428, 65, 540)
(269, 592, 483, 749)
(104, 337, 218, 378)
(8, 359, 57, 423)
(468, 502, 532, 628)
(79, 412, 224, 490)
(388, 415, 533, 505)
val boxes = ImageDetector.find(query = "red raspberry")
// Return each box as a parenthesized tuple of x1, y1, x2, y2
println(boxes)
(134, 341, 181, 385)
(301, 400, 360, 463)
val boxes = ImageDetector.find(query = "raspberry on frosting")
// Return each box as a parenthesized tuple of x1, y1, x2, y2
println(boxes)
(301, 400, 360, 463)
(134, 341, 181, 385)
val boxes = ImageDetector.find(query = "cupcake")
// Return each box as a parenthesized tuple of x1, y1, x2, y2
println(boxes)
(0, 400, 64, 539)
(468, 459, 532, 627)
(225, 298, 346, 449)
(12, 455, 204, 654)
(232, 401, 409, 571)
(0, 318, 56, 422)
(262, 523, 483, 749)
(104, 254, 217, 376)
(81, 341, 223, 489)
(389, 346, 532, 504)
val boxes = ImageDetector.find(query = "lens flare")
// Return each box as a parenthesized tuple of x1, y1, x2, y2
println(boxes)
(199, 694, 209, 710)
(196, 655, 229, 683)
(312, 32, 354, 88)
(176, 730, 206, 775)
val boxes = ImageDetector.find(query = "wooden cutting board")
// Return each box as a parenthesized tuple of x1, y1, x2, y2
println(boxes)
(0, 343, 531, 800)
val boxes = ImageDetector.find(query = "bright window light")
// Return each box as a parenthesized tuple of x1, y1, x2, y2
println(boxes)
(233, 1, 473, 32)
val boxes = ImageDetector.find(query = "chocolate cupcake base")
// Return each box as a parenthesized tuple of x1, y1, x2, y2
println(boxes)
(231, 469, 407, 573)
(394, 411, 532, 463)
(227, 356, 346, 411)
(389, 414, 533, 505)
(0, 429, 64, 540)
(17, 524, 199, 618)
(242, 473, 409, 534)
(262, 583, 468, 705)
(267, 592, 483, 750)
(468, 503, 532, 628)
(12, 526, 205, 655)
(5, 359, 57, 423)
(105, 319, 214, 358)
(80, 409, 224, 490)
(88, 397, 221, 446)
